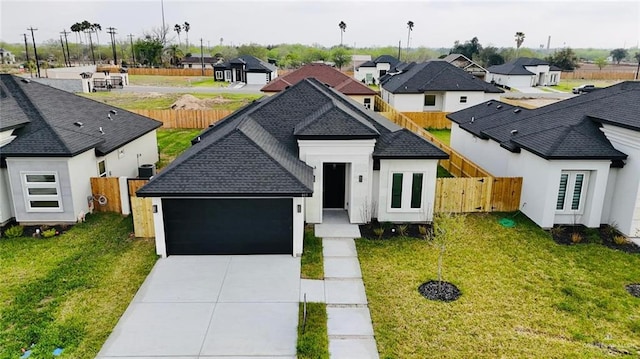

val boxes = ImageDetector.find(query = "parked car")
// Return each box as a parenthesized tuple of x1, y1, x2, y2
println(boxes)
(572, 84, 598, 94)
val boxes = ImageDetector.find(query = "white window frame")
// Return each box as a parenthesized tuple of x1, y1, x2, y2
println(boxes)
(460, 96, 468, 103)
(21, 171, 63, 212)
(215, 70, 223, 80)
(556, 171, 589, 214)
(388, 171, 426, 212)
(424, 94, 436, 107)
(98, 160, 107, 177)
(363, 98, 371, 109)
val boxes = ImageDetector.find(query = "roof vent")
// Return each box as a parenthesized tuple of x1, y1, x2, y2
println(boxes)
(74, 121, 83, 127)
(510, 129, 518, 135)
(107, 113, 112, 120)
(470, 116, 475, 123)
(486, 102, 492, 106)
(513, 108, 521, 113)
(109, 109, 117, 115)
(99, 127, 104, 135)
(285, 85, 290, 89)
(21, 78, 30, 83)
(496, 105, 503, 109)
(194, 136, 201, 143)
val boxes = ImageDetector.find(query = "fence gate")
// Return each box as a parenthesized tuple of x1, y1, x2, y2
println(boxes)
(90, 177, 122, 213)
(435, 177, 492, 213)
(128, 179, 154, 238)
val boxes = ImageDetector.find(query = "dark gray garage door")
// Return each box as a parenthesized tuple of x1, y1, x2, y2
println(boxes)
(162, 198, 292, 255)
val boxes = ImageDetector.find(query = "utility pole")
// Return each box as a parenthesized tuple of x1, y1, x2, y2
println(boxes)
(61, 30, 72, 66)
(128, 34, 136, 66)
(200, 38, 204, 76)
(397, 40, 401, 61)
(27, 27, 41, 78)
(86, 29, 96, 65)
(107, 27, 118, 65)
(60, 35, 69, 67)
(160, 0, 166, 45)
(22, 33, 32, 77)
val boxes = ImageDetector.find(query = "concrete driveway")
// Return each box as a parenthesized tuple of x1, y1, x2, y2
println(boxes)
(97, 255, 300, 359)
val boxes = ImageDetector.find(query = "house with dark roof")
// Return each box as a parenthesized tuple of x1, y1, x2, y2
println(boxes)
(440, 53, 488, 80)
(486, 57, 562, 88)
(137, 78, 448, 257)
(181, 54, 221, 69)
(379, 61, 503, 113)
(447, 82, 640, 239)
(354, 55, 400, 85)
(261, 63, 377, 108)
(0, 74, 161, 226)
(213, 55, 278, 84)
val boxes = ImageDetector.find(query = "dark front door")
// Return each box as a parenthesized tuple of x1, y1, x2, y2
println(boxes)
(323, 163, 346, 209)
(162, 198, 292, 255)
(235, 68, 243, 82)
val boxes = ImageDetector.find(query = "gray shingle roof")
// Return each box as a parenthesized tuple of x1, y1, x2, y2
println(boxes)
(381, 61, 503, 94)
(374, 55, 400, 66)
(447, 81, 640, 160)
(215, 55, 276, 73)
(487, 57, 551, 75)
(139, 78, 447, 197)
(0, 74, 161, 157)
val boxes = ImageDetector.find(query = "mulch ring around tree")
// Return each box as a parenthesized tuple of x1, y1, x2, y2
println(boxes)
(359, 220, 431, 240)
(626, 284, 640, 298)
(548, 224, 640, 254)
(418, 280, 462, 302)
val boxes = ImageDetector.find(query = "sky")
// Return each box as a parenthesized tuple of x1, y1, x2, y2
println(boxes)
(0, 0, 639, 49)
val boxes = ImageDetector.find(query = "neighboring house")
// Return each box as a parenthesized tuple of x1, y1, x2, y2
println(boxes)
(138, 78, 448, 257)
(213, 55, 278, 84)
(379, 61, 503, 112)
(485, 57, 561, 88)
(447, 81, 640, 238)
(260, 63, 377, 108)
(0, 74, 161, 226)
(440, 53, 488, 80)
(39, 65, 129, 93)
(0, 48, 16, 64)
(181, 54, 220, 69)
(355, 55, 400, 85)
(351, 54, 372, 73)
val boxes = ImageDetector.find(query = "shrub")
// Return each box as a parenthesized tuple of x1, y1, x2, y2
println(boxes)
(42, 228, 57, 238)
(381, 222, 393, 230)
(397, 224, 409, 237)
(418, 225, 428, 236)
(373, 227, 384, 240)
(613, 235, 629, 246)
(570, 232, 583, 244)
(4, 225, 24, 238)
(549, 226, 565, 237)
(584, 228, 602, 244)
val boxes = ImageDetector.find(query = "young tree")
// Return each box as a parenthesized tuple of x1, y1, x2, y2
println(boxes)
(545, 47, 579, 71)
(164, 44, 184, 67)
(331, 46, 349, 69)
(338, 21, 346, 46)
(594, 57, 607, 71)
(514, 31, 525, 57)
(134, 36, 164, 66)
(610, 48, 627, 64)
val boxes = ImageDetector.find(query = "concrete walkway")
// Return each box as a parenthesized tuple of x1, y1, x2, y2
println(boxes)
(301, 210, 380, 359)
(98, 255, 300, 359)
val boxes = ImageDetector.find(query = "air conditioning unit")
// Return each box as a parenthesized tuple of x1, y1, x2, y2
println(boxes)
(138, 164, 156, 179)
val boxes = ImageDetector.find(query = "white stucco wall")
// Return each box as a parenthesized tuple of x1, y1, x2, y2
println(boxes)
(246, 72, 269, 85)
(298, 139, 375, 224)
(349, 95, 375, 108)
(377, 159, 439, 223)
(601, 125, 640, 237)
(67, 149, 98, 218)
(385, 93, 426, 112)
(101, 130, 159, 178)
(486, 73, 534, 88)
(0, 168, 14, 225)
(382, 91, 497, 112)
(292, 197, 305, 256)
(355, 66, 375, 83)
(442, 91, 487, 112)
(451, 124, 611, 228)
(548, 71, 561, 85)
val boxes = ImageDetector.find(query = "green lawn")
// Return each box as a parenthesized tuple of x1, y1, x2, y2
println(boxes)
(297, 302, 329, 359)
(129, 75, 228, 88)
(79, 92, 262, 111)
(552, 80, 620, 93)
(357, 213, 640, 358)
(427, 129, 451, 146)
(0, 213, 157, 359)
(301, 227, 324, 279)
(156, 128, 201, 169)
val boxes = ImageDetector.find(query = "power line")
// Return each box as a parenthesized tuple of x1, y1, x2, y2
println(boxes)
(61, 30, 72, 67)
(128, 34, 136, 65)
(21, 33, 32, 77)
(107, 27, 117, 64)
(60, 35, 68, 67)
(27, 27, 40, 78)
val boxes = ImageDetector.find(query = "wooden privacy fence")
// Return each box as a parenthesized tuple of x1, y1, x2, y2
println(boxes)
(90, 177, 121, 213)
(128, 68, 215, 76)
(129, 109, 233, 128)
(402, 112, 451, 129)
(434, 177, 523, 213)
(375, 96, 490, 178)
(128, 179, 154, 238)
(561, 71, 636, 80)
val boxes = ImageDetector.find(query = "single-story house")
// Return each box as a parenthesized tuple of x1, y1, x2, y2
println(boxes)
(355, 55, 400, 85)
(213, 55, 278, 84)
(351, 54, 372, 73)
(260, 63, 377, 108)
(447, 81, 640, 239)
(138, 78, 448, 257)
(440, 53, 488, 80)
(0, 48, 16, 64)
(485, 57, 561, 88)
(0, 74, 161, 226)
(379, 61, 503, 112)
(181, 54, 220, 69)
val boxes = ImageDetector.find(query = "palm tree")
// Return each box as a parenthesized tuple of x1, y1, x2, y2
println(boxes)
(406, 21, 414, 59)
(183, 22, 190, 50)
(515, 31, 525, 58)
(338, 21, 346, 46)
(71, 22, 82, 64)
(174, 24, 182, 47)
(90, 23, 102, 61)
(164, 44, 184, 67)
